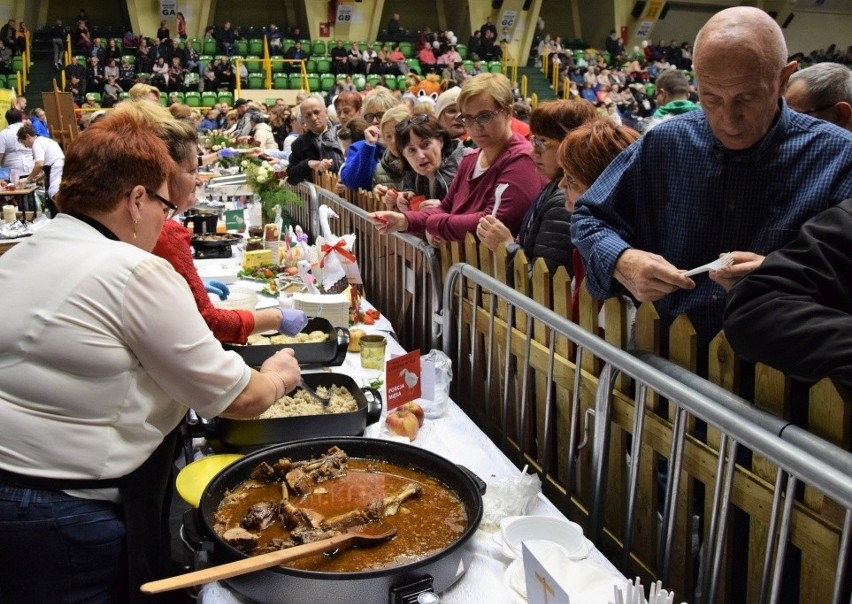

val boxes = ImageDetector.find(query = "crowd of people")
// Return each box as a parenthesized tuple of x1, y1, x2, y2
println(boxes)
(0, 6, 850, 601)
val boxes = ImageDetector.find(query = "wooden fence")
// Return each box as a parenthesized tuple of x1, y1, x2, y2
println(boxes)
(291, 176, 851, 603)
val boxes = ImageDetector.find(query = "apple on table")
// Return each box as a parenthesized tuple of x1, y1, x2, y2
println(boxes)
(385, 402, 425, 441)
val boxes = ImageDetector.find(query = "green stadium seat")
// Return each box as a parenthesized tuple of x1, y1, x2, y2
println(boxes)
(288, 73, 304, 89)
(119, 91, 130, 100)
(456, 44, 468, 60)
(0, 75, 6, 88)
(198, 55, 212, 73)
(316, 58, 331, 73)
(201, 91, 219, 107)
(299, 40, 312, 56)
(191, 38, 202, 53)
(399, 42, 412, 59)
(305, 59, 316, 74)
(306, 73, 319, 91)
(171, 91, 185, 103)
(282, 39, 294, 53)
(320, 73, 335, 92)
(311, 40, 326, 57)
(5, 74, 16, 91)
(273, 73, 288, 89)
(462, 60, 474, 73)
(235, 40, 248, 55)
(122, 54, 135, 65)
(248, 72, 265, 88)
(203, 39, 217, 55)
(249, 38, 264, 56)
(184, 91, 201, 107)
(357, 41, 368, 52)
(11, 56, 23, 72)
(75, 55, 87, 67)
(406, 58, 421, 74)
(396, 74, 408, 89)
(488, 61, 503, 74)
(158, 92, 167, 106)
(366, 74, 380, 87)
(245, 56, 261, 71)
(217, 91, 234, 106)
(383, 76, 397, 91)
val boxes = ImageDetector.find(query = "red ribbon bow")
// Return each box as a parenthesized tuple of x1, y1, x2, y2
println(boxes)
(320, 240, 357, 268)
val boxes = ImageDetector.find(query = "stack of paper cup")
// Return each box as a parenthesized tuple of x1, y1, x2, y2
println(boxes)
(3, 204, 16, 223)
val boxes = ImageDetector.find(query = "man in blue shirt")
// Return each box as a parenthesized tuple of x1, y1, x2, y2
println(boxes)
(571, 7, 852, 357)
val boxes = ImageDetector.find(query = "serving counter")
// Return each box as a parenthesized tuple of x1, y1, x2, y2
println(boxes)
(188, 247, 624, 604)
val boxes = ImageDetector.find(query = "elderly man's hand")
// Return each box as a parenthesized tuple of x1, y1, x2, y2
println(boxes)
(476, 215, 513, 252)
(614, 249, 695, 302)
(709, 251, 765, 291)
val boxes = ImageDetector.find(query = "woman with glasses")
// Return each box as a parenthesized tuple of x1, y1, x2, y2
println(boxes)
(476, 99, 597, 276)
(0, 109, 301, 602)
(372, 73, 545, 247)
(339, 88, 401, 192)
(112, 100, 308, 345)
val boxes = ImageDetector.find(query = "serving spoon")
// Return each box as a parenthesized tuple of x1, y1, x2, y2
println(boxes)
(297, 378, 332, 406)
(140, 526, 397, 594)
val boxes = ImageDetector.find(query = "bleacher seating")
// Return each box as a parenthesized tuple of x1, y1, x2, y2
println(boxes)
(185, 91, 201, 107)
(201, 91, 218, 107)
(248, 72, 265, 88)
(218, 91, 234, 106)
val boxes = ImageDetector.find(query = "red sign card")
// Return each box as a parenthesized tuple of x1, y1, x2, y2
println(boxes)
(385, 350, 421, 410)
(409, 195, 426, 211)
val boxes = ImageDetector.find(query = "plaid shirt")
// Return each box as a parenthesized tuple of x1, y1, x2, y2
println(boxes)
(571, 102, 852, 349)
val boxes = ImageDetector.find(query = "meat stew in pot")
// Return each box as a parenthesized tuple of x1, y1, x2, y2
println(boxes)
(213, 447, 468, 573)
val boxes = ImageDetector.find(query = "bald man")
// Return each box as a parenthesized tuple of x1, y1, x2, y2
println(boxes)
(785, 62, 852, 131)
(286, 96, 344, 185)
(571, 7, 852, 363)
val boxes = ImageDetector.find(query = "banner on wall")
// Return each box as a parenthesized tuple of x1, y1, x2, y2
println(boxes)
(336, 3, 352, 24)
(160, 0, 177, 17)
(500, 11, 518, 29)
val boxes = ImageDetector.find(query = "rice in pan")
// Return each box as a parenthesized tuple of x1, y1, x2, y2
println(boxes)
(254, 384, 357, 419)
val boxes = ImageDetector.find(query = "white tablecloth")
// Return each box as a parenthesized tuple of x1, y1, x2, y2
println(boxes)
(194, 252, 623, 604)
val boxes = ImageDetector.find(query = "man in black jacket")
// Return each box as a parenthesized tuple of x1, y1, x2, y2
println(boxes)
(724, 198, 852, 402)
(286, 96, 343, 185)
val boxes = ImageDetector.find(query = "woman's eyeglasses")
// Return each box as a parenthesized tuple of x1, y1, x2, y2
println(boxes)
(458, 108, 504, 128)
(395, 114, 429, 133)
(531, 136, 558, 151)
(363, 111, 385, 123)
(146, 190, 178, 219)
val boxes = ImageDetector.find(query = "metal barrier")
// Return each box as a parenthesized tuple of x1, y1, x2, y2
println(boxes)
(441, 262, 851, 604)
(285, 182, 443, 352)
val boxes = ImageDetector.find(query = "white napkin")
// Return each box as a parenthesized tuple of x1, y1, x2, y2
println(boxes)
(508, 541, 627, 603)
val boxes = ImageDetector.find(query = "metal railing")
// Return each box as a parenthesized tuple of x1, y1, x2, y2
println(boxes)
(440, 262, 852, 604)
(284, 181, 443, 352)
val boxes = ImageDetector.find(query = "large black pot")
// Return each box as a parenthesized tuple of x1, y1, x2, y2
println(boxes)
(195, 437, 485, 603)
(204, 373, 382, 447)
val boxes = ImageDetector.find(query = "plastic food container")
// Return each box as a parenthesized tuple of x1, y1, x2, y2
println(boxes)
(211, 287, 257, 311)
(359, 335, 387, 369)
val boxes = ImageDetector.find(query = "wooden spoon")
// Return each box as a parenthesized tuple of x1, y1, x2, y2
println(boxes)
(140, 526, 397, 594)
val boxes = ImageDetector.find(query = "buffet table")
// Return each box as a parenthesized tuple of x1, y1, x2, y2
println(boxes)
(191, 246, 623, 604)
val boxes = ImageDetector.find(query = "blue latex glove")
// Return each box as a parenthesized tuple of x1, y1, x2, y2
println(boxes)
(204, 279, 231, 300)
(279, 308, 309, 336)
(218, 148, 239, 158)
